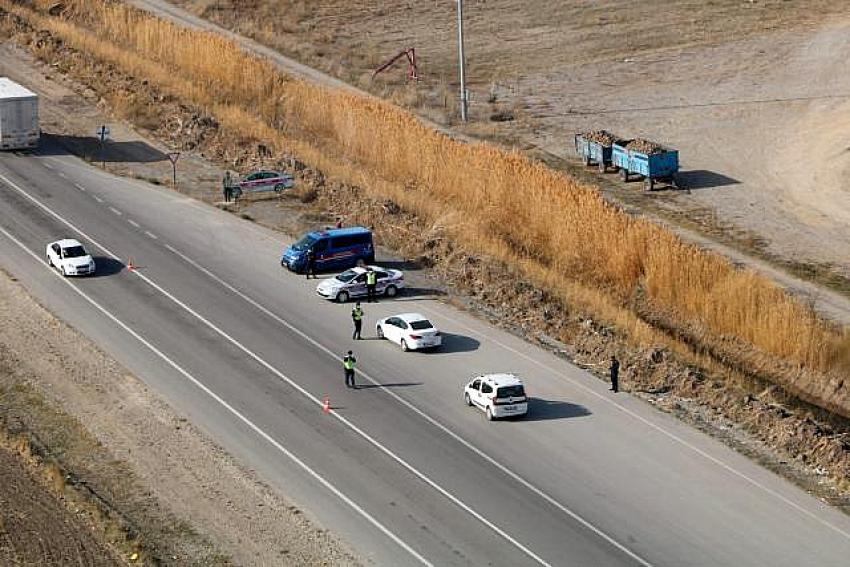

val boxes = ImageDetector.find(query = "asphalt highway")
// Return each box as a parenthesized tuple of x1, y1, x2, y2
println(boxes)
(1, 147, 850, 566)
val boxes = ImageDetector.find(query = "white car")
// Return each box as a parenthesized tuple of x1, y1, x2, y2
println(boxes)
(464, 374, 528, 421)
(376, 312, 441, 351)
(46, 239, 96, 276)
(316, 265, 404, 303)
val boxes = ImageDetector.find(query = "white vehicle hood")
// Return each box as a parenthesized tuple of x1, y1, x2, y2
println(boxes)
(63, 255, 94, 267)
(316, 278, 344, 293)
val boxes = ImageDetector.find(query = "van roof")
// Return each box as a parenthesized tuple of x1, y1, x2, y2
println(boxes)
(480, 373, 523, 387)
(310, 226, 371, 238)
(0, 78, 37, 100)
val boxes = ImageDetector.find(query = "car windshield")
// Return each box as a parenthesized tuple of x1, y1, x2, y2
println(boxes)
(291, 235, 317, 252)
(409, 320, 433, 330)
(63, 246, 87, 258)
(335, 269, 359, 283)
(496, 385, 525, 398)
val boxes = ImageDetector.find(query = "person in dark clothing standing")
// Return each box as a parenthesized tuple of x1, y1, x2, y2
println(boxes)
(366, 267, 377, 303)
(222, 171, 232, 203)
(343, 351, 357, 388)
(305, 248, 316, 279)
(609, 355, 620, 393)
(351, 302, 364, 340)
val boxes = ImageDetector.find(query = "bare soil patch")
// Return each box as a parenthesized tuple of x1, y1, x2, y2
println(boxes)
(0, 439, 118, 566)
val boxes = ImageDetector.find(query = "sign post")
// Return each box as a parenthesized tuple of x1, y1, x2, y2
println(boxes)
(167, 152, 181, 190)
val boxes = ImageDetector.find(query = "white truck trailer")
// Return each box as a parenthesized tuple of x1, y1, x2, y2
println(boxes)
(0, 78, 39, 150)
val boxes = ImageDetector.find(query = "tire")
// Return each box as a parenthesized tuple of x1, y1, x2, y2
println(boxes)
(60, 265, 66, 277)
(485, 406, 494, 421)
(384, 284, 398, 297)
(464, 392, 473, 407)
(400, 339, 409, 352)
(336, 291, 349, 303)
(620, 168, 629, 182)
(274, 183, 285, 193)
(376, 325, 384, 339)
(47, 255, 53, 267)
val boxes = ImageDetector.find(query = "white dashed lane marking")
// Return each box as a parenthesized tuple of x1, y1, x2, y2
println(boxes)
(109, 207, 122, 216)
(74, 183, 86, 192)
(128, 220, 140, 228)
(145, 231, 158, 240)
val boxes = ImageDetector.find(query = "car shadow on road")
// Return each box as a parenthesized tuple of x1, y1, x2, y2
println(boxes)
(375, 259, 422, 272)
(389, 286, 446, 302)
(421, 332, 480, 354)
(523, 398, 591, 421)
(90, 257, 125, 277)
(355, 382, 423, 390)
(38, 133, 169, 163)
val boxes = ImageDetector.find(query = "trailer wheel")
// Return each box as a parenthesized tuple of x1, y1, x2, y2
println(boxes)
(620, 168, 629, 182)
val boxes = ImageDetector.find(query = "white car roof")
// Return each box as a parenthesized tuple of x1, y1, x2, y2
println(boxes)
(53, 238, 83, 248)
(394, 312, 431, 324)
(478, 373, 523, 387)
(346, 265, 395, 275)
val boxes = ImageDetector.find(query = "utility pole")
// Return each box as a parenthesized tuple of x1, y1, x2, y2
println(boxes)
(456, 0, 469, 122)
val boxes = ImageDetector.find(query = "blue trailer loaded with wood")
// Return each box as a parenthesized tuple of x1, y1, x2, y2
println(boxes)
(574, 131, 617, 172)
(611, 138, 679, 191)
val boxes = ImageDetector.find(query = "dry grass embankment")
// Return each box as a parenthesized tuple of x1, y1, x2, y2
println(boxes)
(5, 0, 850, 414)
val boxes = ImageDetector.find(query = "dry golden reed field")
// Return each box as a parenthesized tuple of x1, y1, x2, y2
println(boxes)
(4, 0, 849, 414)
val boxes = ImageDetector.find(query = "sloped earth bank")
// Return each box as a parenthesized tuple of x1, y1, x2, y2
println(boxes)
(0, 438, 118, 565)
(1, 0, 850, 525)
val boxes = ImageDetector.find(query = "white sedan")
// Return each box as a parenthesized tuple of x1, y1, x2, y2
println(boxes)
(316, 266, 404, 303)
(46, 239, 96, 276)
(376, 313, 442, 351)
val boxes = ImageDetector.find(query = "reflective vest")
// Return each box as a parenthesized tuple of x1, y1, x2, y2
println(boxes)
(366, 271, 377, 285)
(352, 307, 363, 321)
(343, 356, 356, 370)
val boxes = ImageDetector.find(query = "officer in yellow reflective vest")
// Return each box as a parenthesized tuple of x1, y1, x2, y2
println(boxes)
(351, 302, 364, 340)
(366, 267, 378, 303)
(343, 351, 357, 388)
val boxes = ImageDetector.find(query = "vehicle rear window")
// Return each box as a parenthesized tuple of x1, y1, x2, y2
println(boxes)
(409, 320, 433, 330)
(63, 246, 87, 258)
(497, 385, 525, 398)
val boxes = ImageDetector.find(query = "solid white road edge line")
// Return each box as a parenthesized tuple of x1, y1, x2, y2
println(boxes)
(0, 222, 433, 567)
(430, 310, 850, 541)
(0, 171, 557, 567)
(161, 243, 654, 567)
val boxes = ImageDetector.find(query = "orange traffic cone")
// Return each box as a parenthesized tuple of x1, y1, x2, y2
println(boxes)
(127, 257, 135, 272)
(322, 396, 331, 414)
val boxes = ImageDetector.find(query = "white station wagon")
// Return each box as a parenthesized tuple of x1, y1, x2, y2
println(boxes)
(45, 238, 96, 276)
(464, 373, 528, 421)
